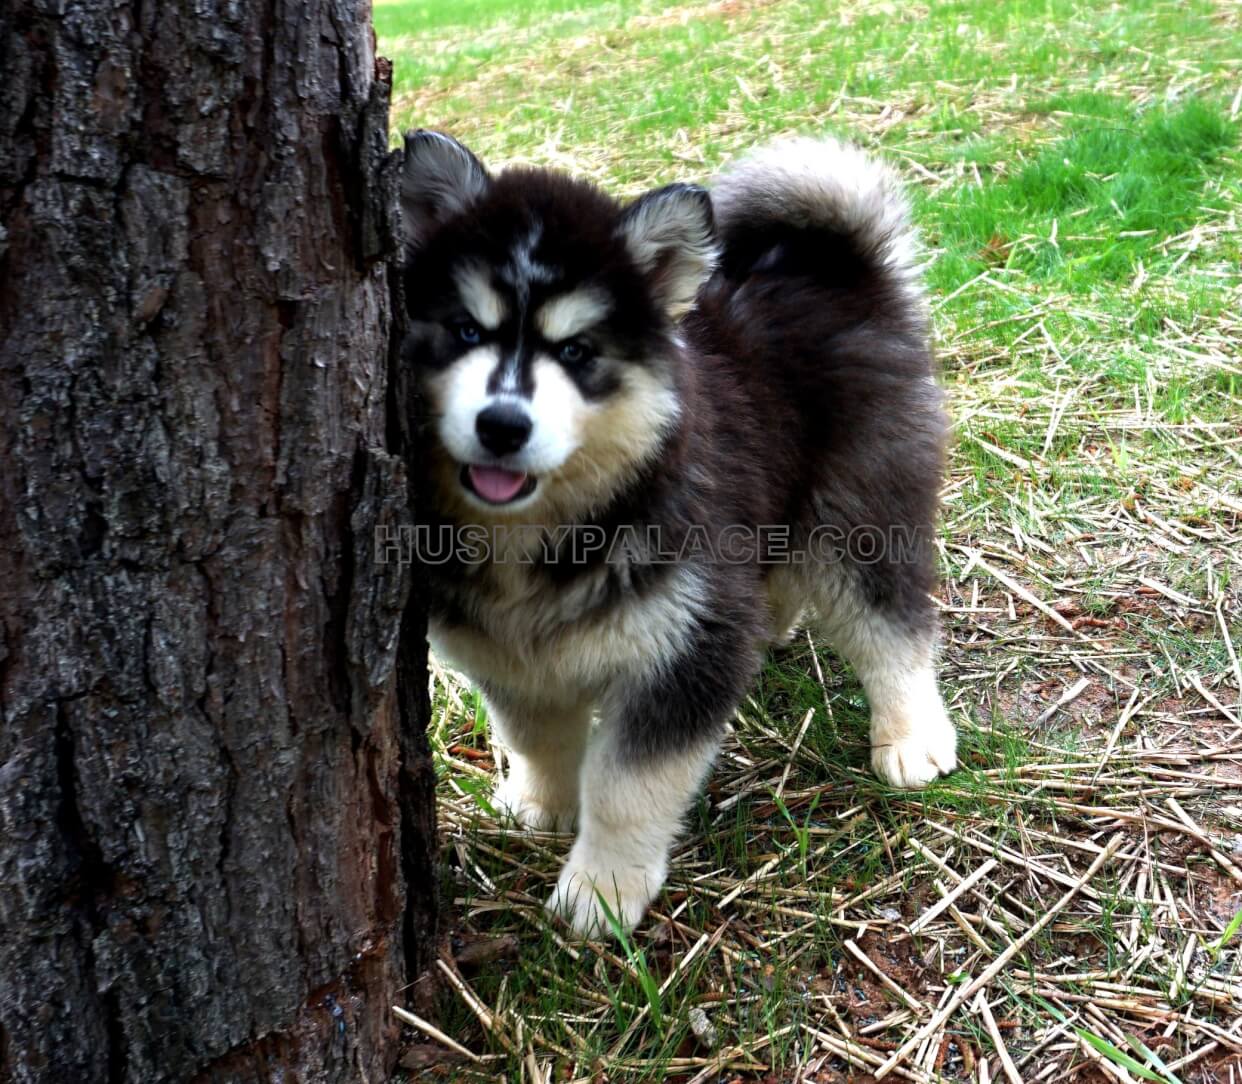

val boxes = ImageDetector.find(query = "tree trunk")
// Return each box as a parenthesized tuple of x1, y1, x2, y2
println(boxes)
(0, 1, 434, 1081)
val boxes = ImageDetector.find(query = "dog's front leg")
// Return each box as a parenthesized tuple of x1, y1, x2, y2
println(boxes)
(549, 716, 720, 938)
(546, 577, 765, 938)
(487, 689, 592, 833)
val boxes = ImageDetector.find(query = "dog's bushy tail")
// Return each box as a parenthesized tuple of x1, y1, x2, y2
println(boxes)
(708, 136, 924, 309)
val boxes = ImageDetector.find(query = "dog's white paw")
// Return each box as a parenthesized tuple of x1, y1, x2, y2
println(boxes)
(871, 715, 957, 789)
(493, 774, 576, 833)
(547, 849, 664, 938)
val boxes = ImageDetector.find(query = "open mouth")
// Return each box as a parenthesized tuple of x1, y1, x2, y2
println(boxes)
(461, 464, 538, 506)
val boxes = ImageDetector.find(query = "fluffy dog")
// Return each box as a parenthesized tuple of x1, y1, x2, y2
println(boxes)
(399, 130, 956, 937)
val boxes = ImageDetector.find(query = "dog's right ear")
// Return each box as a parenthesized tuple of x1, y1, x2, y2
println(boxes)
(400, 130, 490, 254)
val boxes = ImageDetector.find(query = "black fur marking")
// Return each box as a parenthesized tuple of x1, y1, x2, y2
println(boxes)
(404, 167, 678, 410)
(611, 587, 768, 761)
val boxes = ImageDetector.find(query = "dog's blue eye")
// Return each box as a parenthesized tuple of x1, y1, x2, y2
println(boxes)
(558, 340, 591, 365)
(454, 321, 481, 345)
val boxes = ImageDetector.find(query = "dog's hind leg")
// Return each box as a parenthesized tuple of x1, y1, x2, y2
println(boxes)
(486, 689, 592, 833)
(813, 585, 956, 788)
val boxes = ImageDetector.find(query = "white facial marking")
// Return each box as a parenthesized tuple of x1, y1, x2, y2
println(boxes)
(453, 265, 507, 330)
(429, 345, 500, 464)
(535, 288, 612, 342)
(503, 225, 557, 289)
(427, 348, 588, 478)
(524, 357, 586, 471)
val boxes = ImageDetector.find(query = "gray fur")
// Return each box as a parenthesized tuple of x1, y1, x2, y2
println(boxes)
(400, 130, 491, 254)
(615, 184, 719, 316)
(711, 136, 924, 297)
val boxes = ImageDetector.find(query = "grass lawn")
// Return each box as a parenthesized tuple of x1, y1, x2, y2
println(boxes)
(378, 0, 1242, 1079)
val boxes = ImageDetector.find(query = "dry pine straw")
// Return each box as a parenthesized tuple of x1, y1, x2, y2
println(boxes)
(386, 2, 1242, 1075)
(403, 160, 1242, 1084)
(413, 407, 1242, 1081)
(406, 211, 1242, 1084)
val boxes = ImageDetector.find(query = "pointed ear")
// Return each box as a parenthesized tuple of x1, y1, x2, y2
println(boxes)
(616, 183, 717, 316)
(400, 129, 490, 253)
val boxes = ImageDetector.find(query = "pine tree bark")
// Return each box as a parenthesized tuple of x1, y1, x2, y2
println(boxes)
(0, 1, 433, 1081)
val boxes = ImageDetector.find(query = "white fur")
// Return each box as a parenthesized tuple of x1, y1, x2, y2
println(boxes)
(549, 732, 718, 936)
(769, 560, 956, 788)
(430, 345, 500, 466)
(454, 265, 507, 330)
(489, 696, 592, 833)
(431, 565, 708, 700)
(524, 358, 585, 471)
(868, 665, 957, 789)
(815, 597, 956, 788)
(535, 288, 612, 341)
(711, 136, 925, 302)
(495, 756, 579, 832)
(426, 350, 588, 490)
(503, 226, 557, 288)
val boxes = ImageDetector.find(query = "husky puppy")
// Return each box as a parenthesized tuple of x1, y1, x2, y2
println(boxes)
(399, 130, 956, 937)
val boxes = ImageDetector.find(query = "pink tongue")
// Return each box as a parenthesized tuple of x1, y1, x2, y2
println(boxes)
(469, 465, 529, 503)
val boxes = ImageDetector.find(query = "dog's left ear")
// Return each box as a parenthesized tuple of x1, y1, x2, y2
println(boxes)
(616, 184, 717, 317)
(400, 129, 491, 254)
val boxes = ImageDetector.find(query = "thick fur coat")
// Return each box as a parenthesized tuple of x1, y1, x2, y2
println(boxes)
(399, 131, 955, 936)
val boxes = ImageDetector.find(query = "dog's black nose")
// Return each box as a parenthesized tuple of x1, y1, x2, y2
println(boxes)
(476, 404, 532, 455)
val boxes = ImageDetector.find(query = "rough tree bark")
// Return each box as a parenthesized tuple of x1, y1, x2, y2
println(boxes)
(0, 1, 434, 1081)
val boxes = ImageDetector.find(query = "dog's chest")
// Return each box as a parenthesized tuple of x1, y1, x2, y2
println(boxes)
(428, 559, 704, 704)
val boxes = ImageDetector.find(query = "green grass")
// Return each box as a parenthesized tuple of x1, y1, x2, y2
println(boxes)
(929, 100, 1235, 283)
(384, 0, 1242, 1079)
(375, 0, 629, 35)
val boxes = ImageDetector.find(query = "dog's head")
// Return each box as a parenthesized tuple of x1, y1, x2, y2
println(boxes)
(399, 130, 716, 522)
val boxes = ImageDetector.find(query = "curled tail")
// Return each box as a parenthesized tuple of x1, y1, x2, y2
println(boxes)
(708, 136, 924, 307)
